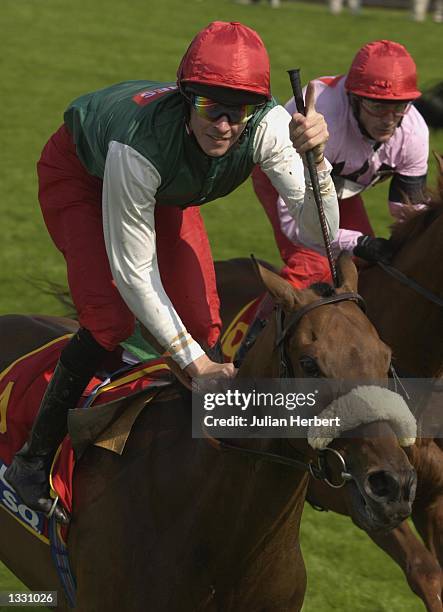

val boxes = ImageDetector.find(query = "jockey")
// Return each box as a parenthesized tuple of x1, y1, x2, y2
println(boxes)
(5, 21, 338, 522)
(253, 39, 429, 288)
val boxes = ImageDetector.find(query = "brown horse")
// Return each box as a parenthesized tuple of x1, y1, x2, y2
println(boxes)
(354, 154, 443, 610)
(0, 255, 416, 611)
(215, 157, 443, 611)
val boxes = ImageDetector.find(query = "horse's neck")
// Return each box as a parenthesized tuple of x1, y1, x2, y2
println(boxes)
(194, 436, 308, 566)
(216, 259, 266, 331)
(236, 316, 279, 378)
(200, 308, 310, 562)
(360, 212, 443, 376)
(213, 316, 310, 559)
(394, 212, 443, 288)
(388, 211, 443, 329)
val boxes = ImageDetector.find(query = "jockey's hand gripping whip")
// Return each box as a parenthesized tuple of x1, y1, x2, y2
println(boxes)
(287, 69, 338, 287)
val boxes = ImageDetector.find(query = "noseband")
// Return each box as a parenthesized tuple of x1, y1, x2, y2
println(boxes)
(204, 291, 366, 488)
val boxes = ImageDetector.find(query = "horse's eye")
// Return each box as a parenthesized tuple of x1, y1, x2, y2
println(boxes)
(300, 355, 321, 377)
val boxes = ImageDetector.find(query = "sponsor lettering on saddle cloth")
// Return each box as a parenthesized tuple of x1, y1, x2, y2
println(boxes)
(0, 330, 171, 541)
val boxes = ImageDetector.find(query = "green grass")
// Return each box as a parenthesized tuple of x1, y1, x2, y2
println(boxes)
(1, 0, 442, 610)
(0, 561, 41, 612)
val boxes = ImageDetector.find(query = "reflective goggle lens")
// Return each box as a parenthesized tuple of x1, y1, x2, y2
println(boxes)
(192, 96, 257, 124)
(360, 99, 412, 118)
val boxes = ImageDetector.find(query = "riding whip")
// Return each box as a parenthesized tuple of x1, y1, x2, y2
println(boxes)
(287, 69, 338, 287)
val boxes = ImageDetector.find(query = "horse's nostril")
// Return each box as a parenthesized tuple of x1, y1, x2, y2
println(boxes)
(367, 471, 400, 502)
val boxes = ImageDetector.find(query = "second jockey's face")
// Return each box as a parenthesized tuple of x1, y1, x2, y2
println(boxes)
(358, 100, 405, 143)
(189, 108, 246, 157)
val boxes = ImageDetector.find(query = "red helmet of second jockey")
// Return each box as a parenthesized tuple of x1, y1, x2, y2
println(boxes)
(345, 40, 421, 101)
(177, 21, 271, 105)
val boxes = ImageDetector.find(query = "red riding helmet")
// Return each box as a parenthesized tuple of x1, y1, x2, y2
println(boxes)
(345, 40, 421, 101)
(177, 21, 271, 103)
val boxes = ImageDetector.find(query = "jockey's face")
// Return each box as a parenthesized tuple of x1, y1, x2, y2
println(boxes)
(189, 107, 247, 157)
(358, 98, 411, 143)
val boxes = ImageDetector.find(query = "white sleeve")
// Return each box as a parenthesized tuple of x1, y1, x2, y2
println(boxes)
(276, 195, 362, 255)
(253, 105, 339, 246)
(102, 141, 205, 369)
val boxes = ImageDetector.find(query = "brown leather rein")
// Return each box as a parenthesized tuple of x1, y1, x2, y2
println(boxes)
(376, 261, 443, 309)
(203, 291, 366, 488)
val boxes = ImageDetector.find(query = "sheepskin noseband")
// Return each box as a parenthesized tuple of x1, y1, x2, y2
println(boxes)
(308, 386, 417, 450)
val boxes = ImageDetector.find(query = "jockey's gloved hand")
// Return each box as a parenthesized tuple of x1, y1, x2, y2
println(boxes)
(353, 235, 394, 265)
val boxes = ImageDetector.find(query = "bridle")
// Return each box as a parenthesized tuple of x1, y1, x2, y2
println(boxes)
(204, 291, 366, 488)
(275, 292, 366, 378)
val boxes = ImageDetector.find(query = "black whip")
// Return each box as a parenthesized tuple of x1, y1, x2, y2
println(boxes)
(287, 68, 338, 287)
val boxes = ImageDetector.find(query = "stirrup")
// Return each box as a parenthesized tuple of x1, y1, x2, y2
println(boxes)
(46, 495, 70, 525)
(46, 495, 60, 520)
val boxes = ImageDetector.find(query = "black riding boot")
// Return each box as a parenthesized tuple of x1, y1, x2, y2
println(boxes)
(5, 328, 108, 524)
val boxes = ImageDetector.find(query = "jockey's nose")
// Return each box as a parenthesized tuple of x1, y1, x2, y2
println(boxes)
(213, 115, 232, 130)
(380, 112, 401, 125)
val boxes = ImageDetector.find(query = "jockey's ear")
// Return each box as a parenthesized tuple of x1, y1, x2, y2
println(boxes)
(250, 255, 307, 310)
(335, 252, 358, 293)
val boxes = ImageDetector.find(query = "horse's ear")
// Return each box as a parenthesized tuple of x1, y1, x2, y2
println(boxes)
(433, 150, 443, 176)
(250, 255, 306, 309)
(335, 252, 358, 293)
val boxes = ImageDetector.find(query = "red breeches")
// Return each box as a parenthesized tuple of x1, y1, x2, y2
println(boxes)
(37, 124, 221, 351)
(251, 166, 374, 288)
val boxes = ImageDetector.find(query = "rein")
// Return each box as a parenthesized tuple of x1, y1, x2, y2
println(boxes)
(204, 432, 352, 489)
(203, 291, 366, 489)
(377, 261, 443, 308)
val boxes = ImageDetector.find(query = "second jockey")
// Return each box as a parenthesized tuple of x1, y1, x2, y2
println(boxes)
(253, 39, 428, 287)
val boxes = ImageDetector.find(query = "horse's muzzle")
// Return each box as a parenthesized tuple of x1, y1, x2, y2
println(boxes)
(350, 468, 417, 532)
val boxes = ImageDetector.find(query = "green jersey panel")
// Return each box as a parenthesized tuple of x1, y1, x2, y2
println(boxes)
(64, 80, 276, 208)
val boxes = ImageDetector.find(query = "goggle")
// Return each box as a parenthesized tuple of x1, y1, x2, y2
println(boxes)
(192, 95, 258, 125)
(359, 98, 412, 119)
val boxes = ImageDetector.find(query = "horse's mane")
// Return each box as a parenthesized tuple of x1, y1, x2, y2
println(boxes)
(309, 282, 336, 297)
(389, 167, 443, 250)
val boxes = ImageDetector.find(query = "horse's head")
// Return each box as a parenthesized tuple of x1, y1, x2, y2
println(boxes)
(245, 252, 416, 532)
(249, 252, 393, 380)
(414, 83, 443, 130)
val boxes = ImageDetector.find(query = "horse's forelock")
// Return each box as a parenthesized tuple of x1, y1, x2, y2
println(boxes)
(309, 282, 336, 298)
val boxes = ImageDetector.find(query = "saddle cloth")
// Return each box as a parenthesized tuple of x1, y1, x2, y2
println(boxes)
(0, 298, 260, 538)
(0, 334, 171, 532)
(220, 298, 261, 362)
